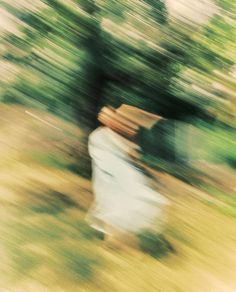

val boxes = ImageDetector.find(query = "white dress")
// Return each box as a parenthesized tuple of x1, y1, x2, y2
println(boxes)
(86, 126, 169, 235)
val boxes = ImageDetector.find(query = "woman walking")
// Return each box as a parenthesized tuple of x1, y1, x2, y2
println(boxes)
(86, 105, 169, 249)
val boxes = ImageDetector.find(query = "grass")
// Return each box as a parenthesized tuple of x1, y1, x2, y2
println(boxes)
(67, 162, 92, 179)
(138, 231, 175, 259)
(201, 198, 236, 219)
(27, 151, 92, 179)
(3, 193, 102, 283)
(0, 105, 236, 291)
(12, 248, 42, 275)
(201, 185, 236, 206)
(166, 227, 190, 245)
(28, 189, 82, 214)
(196, 122, 236, 167)
(54, 246, 100, 281)
(200, 184, 236, 218)
(27, 152, 69, 170)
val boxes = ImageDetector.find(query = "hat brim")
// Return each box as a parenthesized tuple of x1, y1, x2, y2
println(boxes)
(116, 105, 163, 129)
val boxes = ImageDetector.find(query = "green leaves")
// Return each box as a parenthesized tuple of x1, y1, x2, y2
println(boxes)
(143, 0, 168, 24)
(1, 0, 235, 135)
(77, 0, 98, 15)
(138, 230, 174, 259)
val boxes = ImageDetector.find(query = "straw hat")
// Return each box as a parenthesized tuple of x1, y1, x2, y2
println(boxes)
(116, 104, 163, 129)
(99, 105, 163, 133)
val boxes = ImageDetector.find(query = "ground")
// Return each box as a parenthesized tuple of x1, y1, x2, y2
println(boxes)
(0, 105, 235, 292)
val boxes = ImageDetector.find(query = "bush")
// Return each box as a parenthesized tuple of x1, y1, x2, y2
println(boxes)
(67, 162, 91, 179)
(225, 156, 236, 169)
(138, 231, 174, 259)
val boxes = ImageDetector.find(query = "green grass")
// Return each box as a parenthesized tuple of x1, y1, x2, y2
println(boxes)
(28, 189, 83, 214)
(3, 187, 103, 282)
(28, 152, 69, 170)
(201, 185, 236, 218)
(12, 248, 42, 274)
(27, 151, 92, 179)
(138, 230, 175, 259)
(202, 185, 236, 206)
(166, 227, 190, 245)
(54, 246, 100, 281)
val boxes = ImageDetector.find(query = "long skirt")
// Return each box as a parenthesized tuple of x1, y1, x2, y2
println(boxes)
(86, 127, 169, 235)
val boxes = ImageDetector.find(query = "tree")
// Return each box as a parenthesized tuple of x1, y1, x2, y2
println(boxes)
(1, 0, 235, 171)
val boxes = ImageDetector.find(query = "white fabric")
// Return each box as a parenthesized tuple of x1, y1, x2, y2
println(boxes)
(86, 126, 169, 234)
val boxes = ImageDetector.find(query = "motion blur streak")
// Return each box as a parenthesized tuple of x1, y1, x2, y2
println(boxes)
(0, 0, 235, 291)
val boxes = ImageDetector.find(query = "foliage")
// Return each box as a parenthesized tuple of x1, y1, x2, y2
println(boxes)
(29, 189, 81, 214)
(4, 186, 102, 282)
(201, 185, 236, 219)
(138, 230, 174, 259)
(0, 0, 235, 168)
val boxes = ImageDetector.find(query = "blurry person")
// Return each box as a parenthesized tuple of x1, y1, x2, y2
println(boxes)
(86, 105, 169, 249)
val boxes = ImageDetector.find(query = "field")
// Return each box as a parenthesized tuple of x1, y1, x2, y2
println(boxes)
(0, 105, 235, 292)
